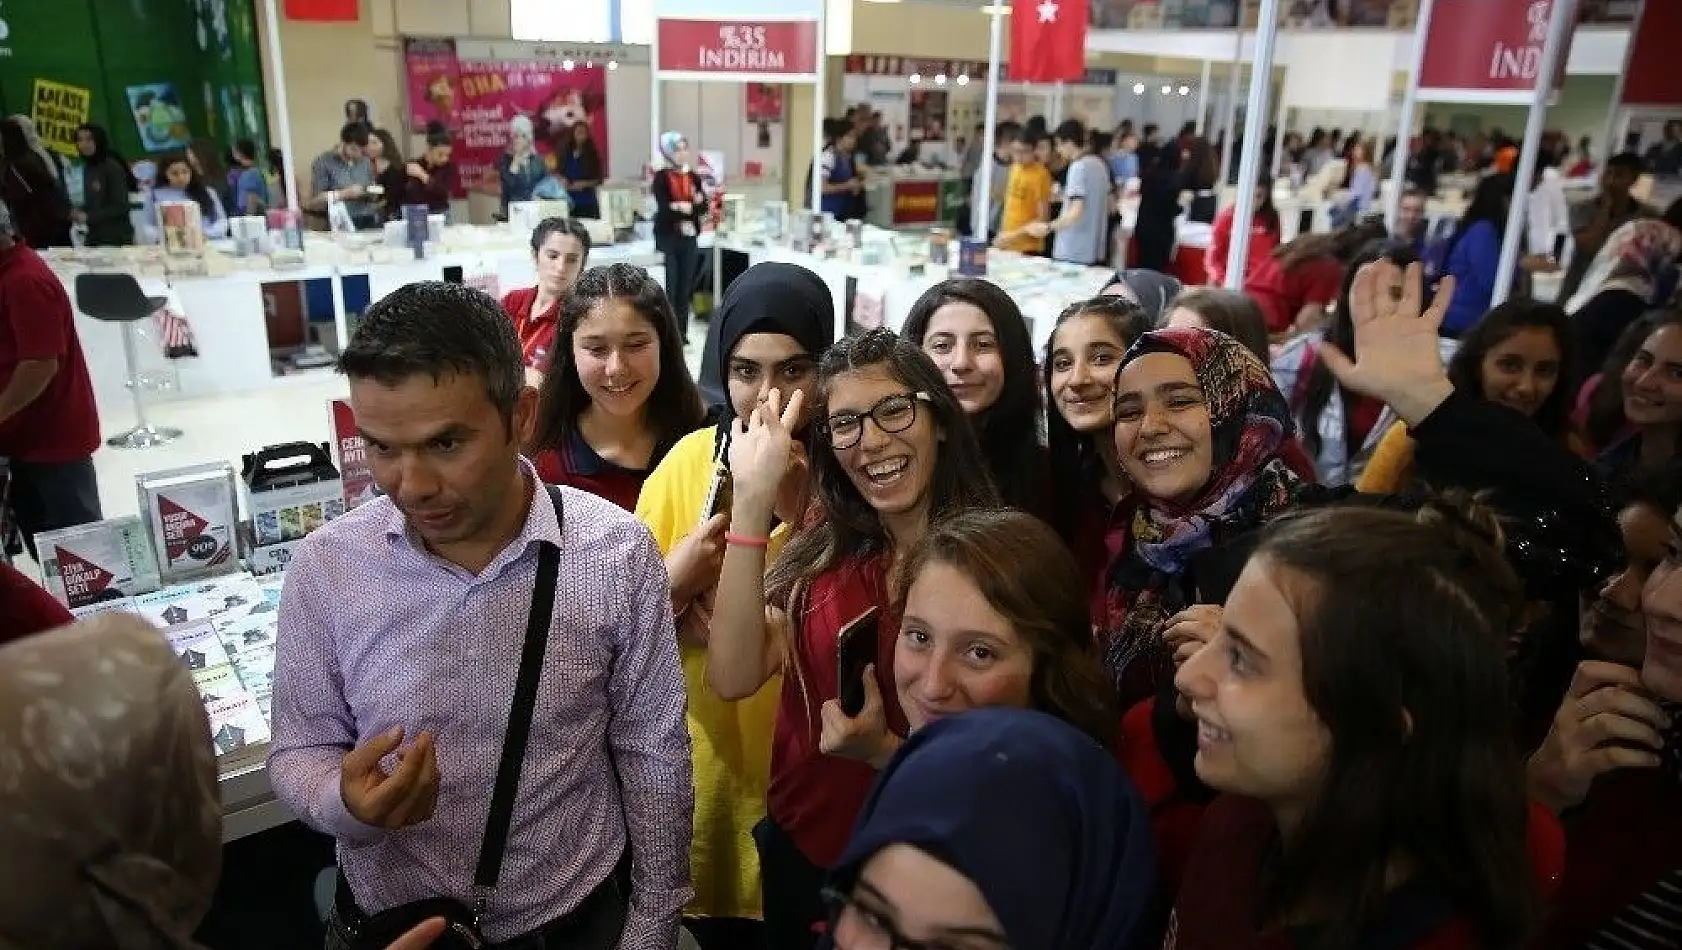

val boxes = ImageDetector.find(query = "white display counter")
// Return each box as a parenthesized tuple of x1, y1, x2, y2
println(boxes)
(45, 234, 676, 426)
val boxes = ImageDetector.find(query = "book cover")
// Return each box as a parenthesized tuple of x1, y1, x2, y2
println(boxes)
(206, 693, 271, 758)
(164, 619, 234, 672)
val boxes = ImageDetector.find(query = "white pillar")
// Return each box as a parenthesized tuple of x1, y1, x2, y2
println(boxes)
(1224, 0, 1284, 290)
(259, 0, 299, 212)
(1492, 0, 1578, 307)
(972, 3, 1007, 239)
(650, 25, 662, 176)
(1384, 0, 1436, 233)
(1196, 60, 1213, 133)
(1599, 0, 1642, 168)
(1221, 27, 1244, 191)
(811, 3, 827, 214)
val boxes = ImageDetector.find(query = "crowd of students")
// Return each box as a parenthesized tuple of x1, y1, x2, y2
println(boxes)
(6, 170, 1682, 950)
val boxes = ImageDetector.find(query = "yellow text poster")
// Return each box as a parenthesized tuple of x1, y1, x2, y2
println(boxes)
(32, 80, 92, 157)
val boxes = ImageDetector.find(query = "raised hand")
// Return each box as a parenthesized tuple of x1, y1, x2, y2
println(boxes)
(1316, 260, 1456, 426)
(1527, 661, 1669, 815)
(340, 726, 440, 829)
(727, 388, 806, 525)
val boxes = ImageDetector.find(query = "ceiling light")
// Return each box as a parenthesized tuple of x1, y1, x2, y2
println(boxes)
(956, 74, 970, 86)
(1132, 83, 1145, 95)
(1160, 84, 1172, 95)
(935, 74, 947, 85)
(909, 72, 921, 84)
(562, 59, 575, 71)
(607, 60, 618, 70)
(1178, 85, 1190, 95)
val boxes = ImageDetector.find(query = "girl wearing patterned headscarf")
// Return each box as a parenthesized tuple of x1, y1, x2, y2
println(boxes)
(1565, 213, 1682, 376)
(1100, 261, 1620, 709)
(652, 131, 707, 343)
(0, 616, 452, 950)
(0, 614, 221, 949)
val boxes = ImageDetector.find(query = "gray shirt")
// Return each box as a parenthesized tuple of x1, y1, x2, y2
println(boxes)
(1053, 154, 1110, 265)
(309, 147, 375, 221)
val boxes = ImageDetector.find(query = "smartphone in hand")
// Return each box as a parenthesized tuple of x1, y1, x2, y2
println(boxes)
(836, 606, 880, 717)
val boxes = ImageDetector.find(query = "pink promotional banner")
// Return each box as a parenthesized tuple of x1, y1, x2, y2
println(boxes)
(1416, 0, 1574, 104)
(403, 40, 609, 198)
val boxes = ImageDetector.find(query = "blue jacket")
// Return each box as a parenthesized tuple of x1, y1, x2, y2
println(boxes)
(1441, 219, 1500, 336)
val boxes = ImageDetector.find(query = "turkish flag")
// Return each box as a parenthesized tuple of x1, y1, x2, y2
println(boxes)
(1010, 0, 1087, 84)
(284, 0, 358, 22)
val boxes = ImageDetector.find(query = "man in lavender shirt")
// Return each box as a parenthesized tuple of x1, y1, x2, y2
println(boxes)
(268, 281, 692, 950)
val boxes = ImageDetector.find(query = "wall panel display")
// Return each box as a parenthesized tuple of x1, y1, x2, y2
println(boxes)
(0, 0, 269, 162)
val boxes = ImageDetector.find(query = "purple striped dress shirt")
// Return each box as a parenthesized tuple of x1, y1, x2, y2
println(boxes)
(268, 471, 693, 947)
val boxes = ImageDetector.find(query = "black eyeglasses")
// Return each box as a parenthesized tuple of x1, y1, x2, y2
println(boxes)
(821, 391, 932, 450)
(821, 887, 1010, 950)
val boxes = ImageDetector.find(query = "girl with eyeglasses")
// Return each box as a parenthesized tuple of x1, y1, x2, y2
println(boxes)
(706, 328, 998, 950)
(826, 708, 1156, 950)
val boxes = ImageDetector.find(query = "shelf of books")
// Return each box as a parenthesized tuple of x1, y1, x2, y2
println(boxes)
(35, 402, 370, 841)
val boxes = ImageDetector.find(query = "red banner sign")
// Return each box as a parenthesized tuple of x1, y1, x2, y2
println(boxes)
(891, 180, 940, 226)
(1621, 0, 1682, 107)
(656, 19, 819, 77)
(1416, 0, 1571, 103)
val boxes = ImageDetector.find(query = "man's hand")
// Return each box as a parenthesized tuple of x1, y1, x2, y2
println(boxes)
(341, 726, 440, 829)
(339, 183, 367, 200)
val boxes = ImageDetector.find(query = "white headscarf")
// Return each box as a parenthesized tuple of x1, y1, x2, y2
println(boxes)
(6, 115, 61, 182)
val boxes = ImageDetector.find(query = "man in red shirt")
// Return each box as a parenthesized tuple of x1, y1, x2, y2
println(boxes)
(0, 198, 102, 558)
(500, 217, 591, 384)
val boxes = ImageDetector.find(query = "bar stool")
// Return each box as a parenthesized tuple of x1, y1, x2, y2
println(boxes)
(74, 272, 183, 449)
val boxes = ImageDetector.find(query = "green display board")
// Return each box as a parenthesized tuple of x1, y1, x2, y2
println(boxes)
(0, 0, 269, 162)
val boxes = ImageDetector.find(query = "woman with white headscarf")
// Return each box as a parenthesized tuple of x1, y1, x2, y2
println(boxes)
(0, 114, 72, 247)
(497, 114, 546, 216)
(652, 131, 707, 343)
(0, 615, 449, 950)
(1565, 205, 1682, 375)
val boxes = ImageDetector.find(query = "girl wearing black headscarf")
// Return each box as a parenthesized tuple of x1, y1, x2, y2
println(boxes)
(72, 123, 137, 246)
(633, 262, 833, 950)
(825, 708, 1156, 950)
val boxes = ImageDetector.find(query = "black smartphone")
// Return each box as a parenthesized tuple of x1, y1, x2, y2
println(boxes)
(700, 465, 732, 524)
(836, 605, 880, 717)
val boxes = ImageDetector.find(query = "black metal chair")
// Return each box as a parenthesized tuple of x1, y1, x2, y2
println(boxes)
(74, 272, 181, 449)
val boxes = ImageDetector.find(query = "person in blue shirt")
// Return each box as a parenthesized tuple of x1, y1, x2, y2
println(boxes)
(816, 119, 861, 220)
(229, 138, 268, 216)
(1438, 173, 1514, 337)
(555, 120, 603, 219)
(1108, 129, 1140, 183)
(149, 152, 228, 238)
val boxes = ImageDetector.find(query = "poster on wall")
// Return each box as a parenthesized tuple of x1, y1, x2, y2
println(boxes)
(746, 84, 783, 123)
(192, 0, 234, 59)
(404, 38, 462, 132)
(127, 83, 192, 152)
(403, 40, 610, 197)
(909, 90, 947, 143)
(30, 79, 91, 157)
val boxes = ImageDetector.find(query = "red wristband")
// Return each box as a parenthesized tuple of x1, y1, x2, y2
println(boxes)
(725, 531, 770, 549)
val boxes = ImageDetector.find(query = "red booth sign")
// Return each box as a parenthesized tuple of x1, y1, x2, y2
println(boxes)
(1416, 0, 1571, 103)
(657, 19, 819, 77)
(892, 180, 940, 226)
(1622, 0, 1682, 107)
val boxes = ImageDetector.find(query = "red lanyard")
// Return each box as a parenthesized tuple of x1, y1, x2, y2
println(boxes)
(667, 169, 693, 204)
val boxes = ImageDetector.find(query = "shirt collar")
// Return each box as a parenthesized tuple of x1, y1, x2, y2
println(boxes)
(382, 457, 562, 574)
